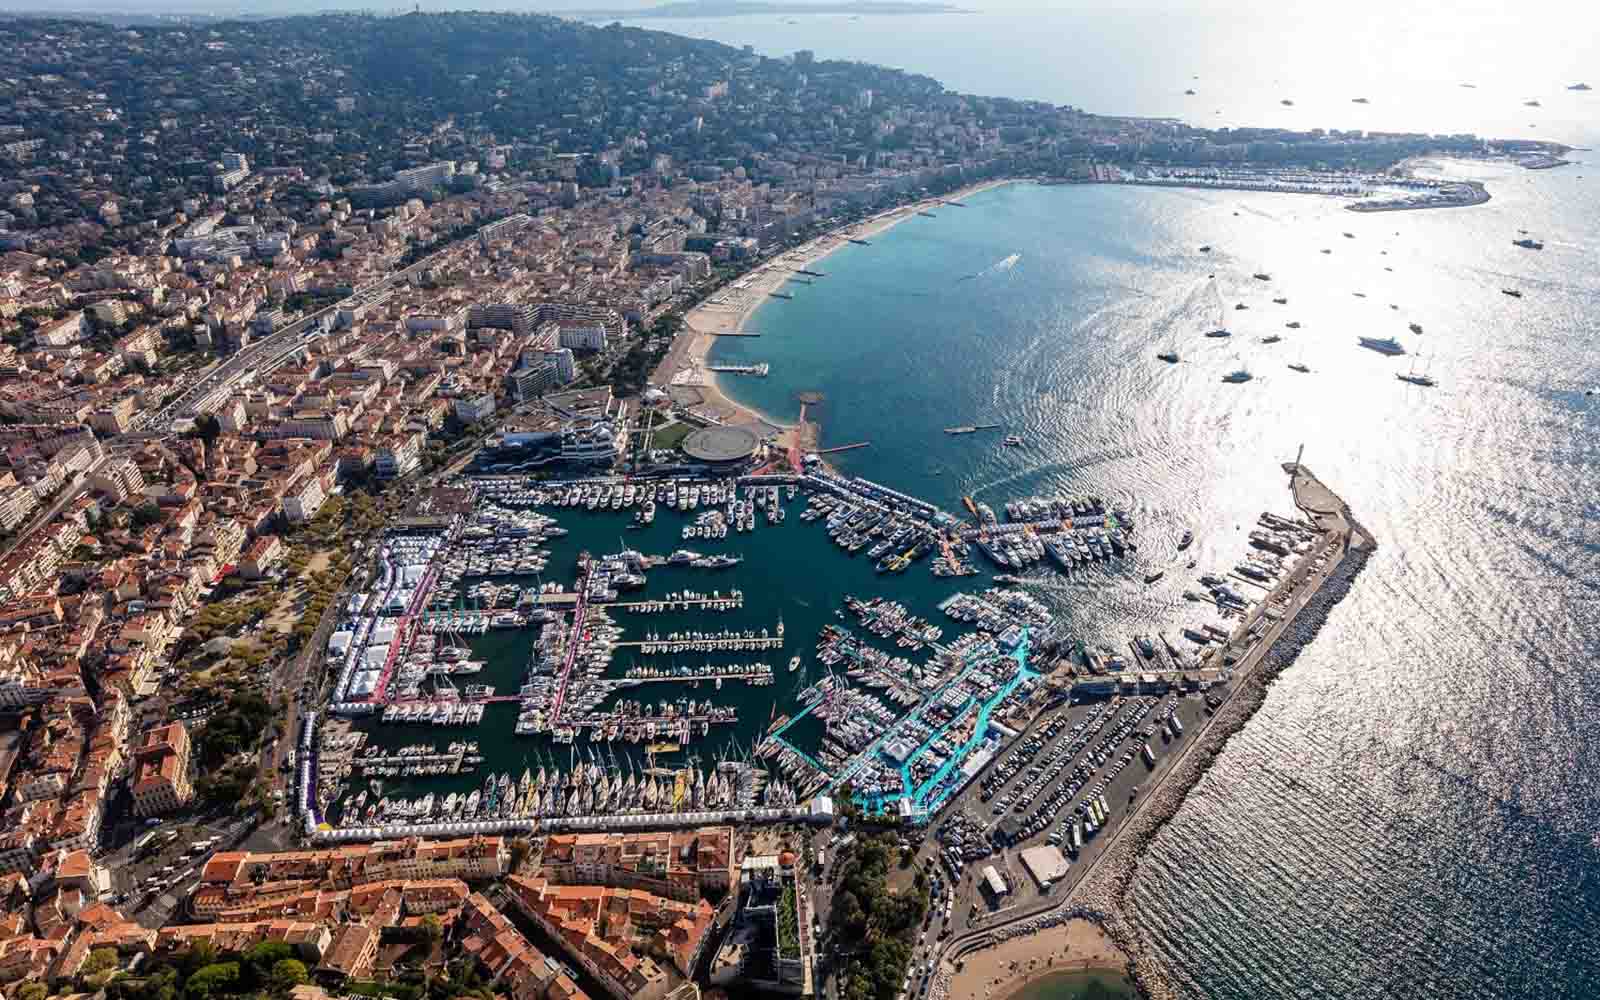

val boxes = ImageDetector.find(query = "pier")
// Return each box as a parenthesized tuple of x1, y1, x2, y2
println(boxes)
(710, 330, 761, 337)
(816, 442, 871, 455)
(926, 461, 1374, 1000)
(706, 363, 770, 376)
(618, 634, 787, 653)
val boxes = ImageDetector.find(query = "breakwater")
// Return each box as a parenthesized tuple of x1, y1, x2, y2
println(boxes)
(928, 467, 1375, 1000)
(1071, 538, 1376, 1000)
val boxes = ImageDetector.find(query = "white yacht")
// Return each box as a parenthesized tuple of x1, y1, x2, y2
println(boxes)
(1358, 335, 1406, 356)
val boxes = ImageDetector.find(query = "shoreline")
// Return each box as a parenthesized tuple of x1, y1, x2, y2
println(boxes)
(932, 465, 1375, 1000)
(946, 918, 1131, 1000)
(659, 176, 1020, 457)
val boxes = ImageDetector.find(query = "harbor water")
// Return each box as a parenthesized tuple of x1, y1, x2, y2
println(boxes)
(706, 171, 1600, 997)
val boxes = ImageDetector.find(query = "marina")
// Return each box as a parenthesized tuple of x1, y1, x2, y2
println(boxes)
(303, 457, 1320, 841)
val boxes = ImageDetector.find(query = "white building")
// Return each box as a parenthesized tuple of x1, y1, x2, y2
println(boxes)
(557, 322, 606, 353)
(282, 474, 328, 524)
(454, 394, 497, 424)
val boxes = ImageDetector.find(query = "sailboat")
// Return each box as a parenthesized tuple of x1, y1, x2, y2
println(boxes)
(1396, 354, 1436, 387)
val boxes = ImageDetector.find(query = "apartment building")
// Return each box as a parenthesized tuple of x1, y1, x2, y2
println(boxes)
(130, 721, 193, 818)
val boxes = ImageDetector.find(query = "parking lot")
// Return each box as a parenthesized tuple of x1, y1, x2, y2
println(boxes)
(915, 689, 1220, 938)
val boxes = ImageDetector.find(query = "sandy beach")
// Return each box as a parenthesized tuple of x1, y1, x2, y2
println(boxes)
(947, 919, 1130, 1000)
(655, 177, 1019, 458)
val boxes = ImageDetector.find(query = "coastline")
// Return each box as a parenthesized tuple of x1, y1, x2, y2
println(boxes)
(932, 466, 1376, 1000)
(659, 176, 1020, 456)
(947, 919, 1132, 1000)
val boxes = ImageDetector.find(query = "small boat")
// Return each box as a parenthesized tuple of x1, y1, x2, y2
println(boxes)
(1272, 297, 1288, 305)
(1253, 272, 1272, 281)
(1144, 570, 1165, 584)
(1409, 322, 1423, 334)
(1177, 530, 1193, 551)
(1002, 434, 1024, 447)
(1204, 328, 1232, 338)
(1157, 350, 1180, 363)
(1501, 288, 1523, 298)
(1512, 238, 1543, 250)
(1198, 245, 1212, 252)
(1285, 321, 1301, 329)
(1288, 362, 1311, 373)
(1222, 366, 1253, 383)
(1261, 334, 1283, 344)
(788, 656, 801, 673)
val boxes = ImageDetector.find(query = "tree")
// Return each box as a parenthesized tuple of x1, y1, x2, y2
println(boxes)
(270, 957, 309, 989)
(185, 961, 241, 1000)
(18, 984, 47, 1000)
(83, 945, 120, 975)
(421, 912, 444, 949)
(246, 939, 294, 972)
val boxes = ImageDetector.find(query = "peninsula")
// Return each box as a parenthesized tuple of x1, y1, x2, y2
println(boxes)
(576, 0, 965, 17)
(928, 463, 1377, 1000)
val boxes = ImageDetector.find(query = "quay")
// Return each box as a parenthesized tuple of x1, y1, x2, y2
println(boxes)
(927, 460, 1375, 1000)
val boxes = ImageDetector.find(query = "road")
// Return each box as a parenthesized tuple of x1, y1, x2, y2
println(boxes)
(138, 252, 445, 433)
(0, 244, 465, 564)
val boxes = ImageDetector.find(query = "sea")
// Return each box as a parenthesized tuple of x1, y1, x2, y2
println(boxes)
(703, 165, 1600, 998)
(586, 7, 1600, 997)
(352, 5, 1600, 998)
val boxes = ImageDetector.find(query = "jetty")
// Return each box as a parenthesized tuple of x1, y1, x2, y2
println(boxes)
(710, 330, 761, 337)
(927, 459, 1375, 1000)
(816, 442, 870, 455)
(706, 363, 770, 377)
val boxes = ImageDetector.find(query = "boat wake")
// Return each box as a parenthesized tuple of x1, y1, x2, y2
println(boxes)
(961, 252, 1022, 280)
